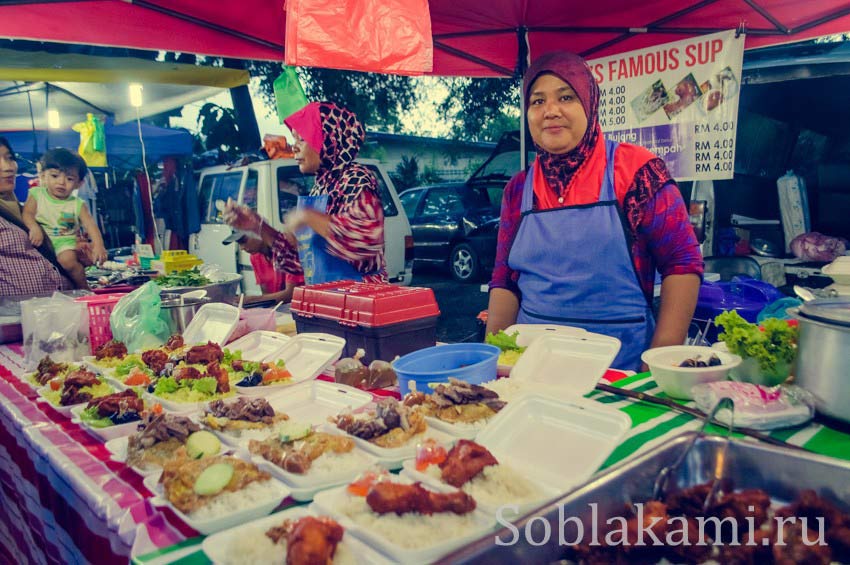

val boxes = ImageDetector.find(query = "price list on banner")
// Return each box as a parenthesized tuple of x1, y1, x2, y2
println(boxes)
(588, 30, 745, 181)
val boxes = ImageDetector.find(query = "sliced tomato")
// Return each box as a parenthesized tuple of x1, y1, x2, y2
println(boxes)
(151, 403, 163, 415)
(786, 319, 799, 328)
(124, 368, 151, 386)
(346, 470, 388, 497)
(49, 378, 62, 391)
(262, 367, 293, 384)
(415, 438, 448, 472)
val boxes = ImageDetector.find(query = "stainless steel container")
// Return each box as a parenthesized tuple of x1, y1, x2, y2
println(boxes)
(441, 433, 850, 564)
(789, 298, 850, 423)
(159, 296, 211, 334)
(159, 273, 242, 304)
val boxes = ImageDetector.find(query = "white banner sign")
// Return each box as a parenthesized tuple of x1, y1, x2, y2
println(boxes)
(587, 30, 745, 181)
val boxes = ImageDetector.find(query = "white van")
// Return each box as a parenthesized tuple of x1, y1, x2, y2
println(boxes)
(192, 158, 414, 293)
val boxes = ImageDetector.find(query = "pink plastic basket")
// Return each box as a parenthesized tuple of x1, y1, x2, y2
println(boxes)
(75, 294, 126, 353)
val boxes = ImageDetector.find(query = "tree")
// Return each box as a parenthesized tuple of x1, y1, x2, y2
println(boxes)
(196, 103, 244, 159)
(438, 77, 520, 142)
(249, 63, 419, 131)
(392, 155, 420, 191)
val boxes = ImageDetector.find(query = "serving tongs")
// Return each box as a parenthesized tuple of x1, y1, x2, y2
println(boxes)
(652, 397, 735, 511)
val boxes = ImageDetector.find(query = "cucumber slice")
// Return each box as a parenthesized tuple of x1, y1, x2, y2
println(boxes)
(193, 463, 234, 496)
(186, 430, 221, 459)
(278, 422, 312, 443)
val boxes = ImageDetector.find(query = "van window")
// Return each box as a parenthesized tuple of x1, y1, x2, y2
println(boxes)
(198, 172, 243, 223)
(276, 166, 313, 222)
(243, 169, 259, 211)
(364, 164, 399, 217)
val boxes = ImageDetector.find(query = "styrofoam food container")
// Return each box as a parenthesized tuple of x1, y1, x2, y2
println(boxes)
(144, 473, 289, 536)
(312, 478, 494, 564)
(507, 333, 621, 399)
(104, 436, 164, 476)
(496, 323, 587, 376)
(70, 404, 140, 442)
(143, 389, 235, 413)
(422, 415, 486, 440)
(225, 330, 290, 362)
(182, 303, 240, 346)
(264, 381, 372, 428)
(202, 505, 391, 564)
(251, 438, 379, 501)
(321, 422, 456, 470)
(641, 345, 742, 400)
(235, 333, 345, 396)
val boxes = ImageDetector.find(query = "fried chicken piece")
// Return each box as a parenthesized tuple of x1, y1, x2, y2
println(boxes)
(142, 349, 169, 374)
(664, 516, 714, 563)
(266, 516, 344, 565)
(828, 525, 850, 563)
(185, 342, 223, 365)
(87, 389, 143, 418)
(622, 501, 668, 556)
(711, 488, 772, 531)
(773, 520, 832, 565)
(718, 529, 774, 565)
(366, 481, 476, 516)
(439, 439, 498, 487)
(173, 366, 202, 381)
(35, 356, 68, 385)
(402, 391, 427, 407)
(205, 361, 230, 393)
(164, 334, 184, 351)
(665, 482, 715, 518)
(94, 339, 127, 360)
(776, 489, 847, 531)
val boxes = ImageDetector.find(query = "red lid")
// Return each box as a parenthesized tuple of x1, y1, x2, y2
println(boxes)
(290, 280, 440, 327)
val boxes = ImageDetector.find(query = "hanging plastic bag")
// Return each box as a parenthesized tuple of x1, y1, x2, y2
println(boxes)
(71, 113, 107, 167)
(285, 0, 433, 75)
(21, 293, 89, 369)
(109, 281, 171, 352)
(273, 67, 309, 123)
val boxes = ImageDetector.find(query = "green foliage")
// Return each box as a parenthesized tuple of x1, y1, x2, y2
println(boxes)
(420, 165, 445, 185)
(196, 103, 244, 159)
(392, 155, 420, 191)
(439, 77, 520, 142)
(715, 310, 798, 372)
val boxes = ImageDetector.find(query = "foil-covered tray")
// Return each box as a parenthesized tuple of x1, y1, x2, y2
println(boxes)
(440, 433, 850, 564)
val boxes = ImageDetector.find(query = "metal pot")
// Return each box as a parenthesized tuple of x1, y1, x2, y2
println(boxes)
(789, 298, 850, 423)
(159, 296, 211, 335)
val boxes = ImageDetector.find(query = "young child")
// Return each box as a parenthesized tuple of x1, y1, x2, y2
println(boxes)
(22, 148, 107, 288)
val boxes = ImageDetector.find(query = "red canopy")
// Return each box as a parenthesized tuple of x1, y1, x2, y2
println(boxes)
(1, 1, 850, 75)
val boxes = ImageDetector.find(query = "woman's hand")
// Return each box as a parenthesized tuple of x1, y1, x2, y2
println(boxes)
(282, 208, 307, 234)
(91, 245, 108, 265)
(222, 199, 262, 233)
(29, 228, 43, 246)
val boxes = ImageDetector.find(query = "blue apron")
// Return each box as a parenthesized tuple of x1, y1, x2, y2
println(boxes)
(295, 195, 373, 284)
(507, 140, 655, 371)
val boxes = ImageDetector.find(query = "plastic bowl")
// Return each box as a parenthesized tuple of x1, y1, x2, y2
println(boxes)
(641, 345, 742, 400)
(392, 343, 500, 397)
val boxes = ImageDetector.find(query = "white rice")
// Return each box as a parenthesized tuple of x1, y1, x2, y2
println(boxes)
(480, 378, 530, 403)
(336, 494, 481, 549)
(189, 479, 282, 520)
(305, 449, 372, 479)
(214, 523, 356, 565)
(220, 421, 296, 443)
(424, 463, 545, 508)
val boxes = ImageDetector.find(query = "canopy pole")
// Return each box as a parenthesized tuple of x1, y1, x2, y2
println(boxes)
(517, 27, 529, 171)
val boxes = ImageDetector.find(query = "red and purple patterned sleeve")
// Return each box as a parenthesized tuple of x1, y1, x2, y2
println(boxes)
(488, 172, 527, 295)
(270, 230, 302, 275)
(632, 183, 704, 297)
(325, 188, 385, 265)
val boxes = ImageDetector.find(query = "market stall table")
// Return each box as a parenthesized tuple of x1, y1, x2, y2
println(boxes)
(1, 344, 849, 565)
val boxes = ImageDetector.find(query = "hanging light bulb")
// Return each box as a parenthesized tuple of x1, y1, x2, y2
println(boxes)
(129, 83, 144, 108)
(47, 109, 60, 129)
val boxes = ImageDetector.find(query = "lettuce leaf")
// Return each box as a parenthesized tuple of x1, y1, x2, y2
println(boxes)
(115, 355, 146, 377)
(715, 310, 797, 372)
(485, 330, 526, 352)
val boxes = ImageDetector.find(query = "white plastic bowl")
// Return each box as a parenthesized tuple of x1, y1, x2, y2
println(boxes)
(641, 346, 742, 400)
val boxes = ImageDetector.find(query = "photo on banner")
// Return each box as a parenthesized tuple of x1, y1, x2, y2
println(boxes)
(588, 30, 745, 182)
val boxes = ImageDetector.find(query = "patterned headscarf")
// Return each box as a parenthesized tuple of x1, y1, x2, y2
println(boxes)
(285, 102, 376, 214)
(523, 51, 602, 197)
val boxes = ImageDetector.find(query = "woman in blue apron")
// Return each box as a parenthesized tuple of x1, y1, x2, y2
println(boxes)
(224, 102, 386, 285)
(486, 52, 703, 371)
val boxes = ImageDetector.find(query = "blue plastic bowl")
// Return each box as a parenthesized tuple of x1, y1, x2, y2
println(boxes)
(392, 343, 500, 397)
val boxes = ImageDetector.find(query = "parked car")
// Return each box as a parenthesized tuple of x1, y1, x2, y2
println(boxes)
(399, 130, 532, 282)
(192, 158, 414, 293)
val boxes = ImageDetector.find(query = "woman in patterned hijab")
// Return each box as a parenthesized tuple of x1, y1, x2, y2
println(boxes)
(225, 102, 386, 283)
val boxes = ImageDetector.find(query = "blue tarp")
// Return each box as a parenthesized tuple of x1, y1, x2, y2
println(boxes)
(2, 120, 192, 169)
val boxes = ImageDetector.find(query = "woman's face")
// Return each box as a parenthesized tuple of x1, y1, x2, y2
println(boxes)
(527, 73, 589, 155)
(0, 143, 17, 195)
(292, 131, 321, 174)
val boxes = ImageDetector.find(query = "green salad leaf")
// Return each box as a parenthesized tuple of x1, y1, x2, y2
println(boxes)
(222, 348, 242, 365)
(115, 355, 147, 377)
(81, 405, 113, 428)
(715, 310, 798, 372)
(485, 330, 526, 353)
(154, 267, 212, 288)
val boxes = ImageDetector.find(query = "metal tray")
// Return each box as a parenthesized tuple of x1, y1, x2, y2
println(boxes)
(439, 433, 850, 564)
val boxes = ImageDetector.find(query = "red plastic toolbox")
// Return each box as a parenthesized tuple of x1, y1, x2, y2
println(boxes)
(290, 280, 440, 363)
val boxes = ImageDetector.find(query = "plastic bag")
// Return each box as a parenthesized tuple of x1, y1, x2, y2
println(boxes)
(273, 67, 309, 123)
(335, 348, 370, 387)
(789, 232, 848, 262)
(109, 281, 171, 353)
(71, 113, 107, 167)
(229, 308, 277, 343)
(21, 293, 89, 369)
(284, 0, 433, 75)
(692, 381, 815, 430)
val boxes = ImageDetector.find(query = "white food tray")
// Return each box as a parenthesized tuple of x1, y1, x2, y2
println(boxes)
(144, 473, 289, 536)
(69, 404, 140, 442)
(104, 436, 162, 476)
(321, 422, 456, 470)
(508, 332, 621, 399)
(182, 303, 240, 346)
(201, 505, 391, 564)
(252, 440, 378, 502)
(312, 480, 494, 564)
(422, 415, 486, 440)
(143, 390, 236, 413)
(496, 323, 587, 376)
(226, 330, 291, 362)
(235, 333, 345, 396)
(264, 381, 372, 427)
(475, 394, 630, 493)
